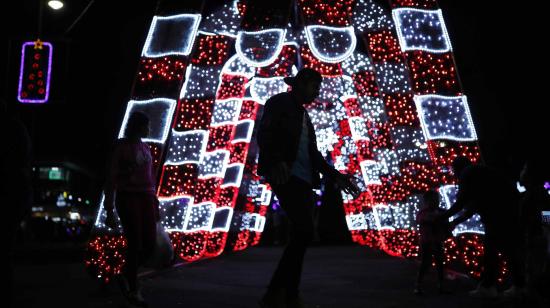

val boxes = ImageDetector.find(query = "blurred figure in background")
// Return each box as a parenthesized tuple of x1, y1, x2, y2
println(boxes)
(443, 156, 524, 298)
(415, 190, 450, 295)
(518, 158, 550, 298)
(104, 111, 160, 308)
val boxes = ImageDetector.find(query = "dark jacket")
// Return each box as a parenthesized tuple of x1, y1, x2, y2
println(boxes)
(447, 164, 519, 228)
(257, 92, 341, 189)
(417, 208, 450, 244)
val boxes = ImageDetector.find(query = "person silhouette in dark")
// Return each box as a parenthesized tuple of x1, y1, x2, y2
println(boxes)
(104, 111, 160, 308)
(518, 159, 550, 296)
(257, 68, 360, 308)
(415, 190, 450, 295)
(0, 98, 33, 308)
(443, 156, 524, 298)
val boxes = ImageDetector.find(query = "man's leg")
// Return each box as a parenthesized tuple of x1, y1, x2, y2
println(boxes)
(434, 243, 447, 292)
(115, 193, 141, 293)
(138, 193, 157, 266)
(415, 242, 432, 293)
(268, 177, 315, 298)
(502, 231, 526, 294)
(480, 227, 499, 288)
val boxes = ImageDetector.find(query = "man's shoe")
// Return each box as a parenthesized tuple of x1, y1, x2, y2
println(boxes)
(287, 295, 307, 308)
(502, 285, 526, 298)
(468, 285, 497, 299)
(437, 282, 452, 294)
(259, 289, 286, 308)
(123, 290, 148, 308)
(117, 275, 130, 297)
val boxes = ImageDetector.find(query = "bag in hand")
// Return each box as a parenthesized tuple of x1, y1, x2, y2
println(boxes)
(144, 222, 174, 269)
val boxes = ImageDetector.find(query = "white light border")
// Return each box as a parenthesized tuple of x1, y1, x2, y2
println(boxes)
(249, 76, 288, 104)
(164, 129, 209, 165)
(198, 149, 231, 179)
(235, 28, 286, 67)
(241, 212, 266, 232)
(360, 160, 382, 185)
(158, 195, 194, 232)
(255, 215, 266, 232)
(304, 25, 357, 63)
(413, 94, 478, 142)
(232, 119, 255, 143)
(182, 201, 216, 232)
(210, 98, 243, 126)
(178, 64, 224, 99)
(348, 116, 370, 141)
(210, 206, 234, 232)
(372, 204, 395, 231)
(142, 14, 201, 58)
(439, 184, 485, 235)
(346, 213, 369, 231)
(220, 54, 256, 79)
(221, 163, 244, 188)
(392, 8, 452, 54)
(118, 98, 177, 143)
(257, 184, 273, 206)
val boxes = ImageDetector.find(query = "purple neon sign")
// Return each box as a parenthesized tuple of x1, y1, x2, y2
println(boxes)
(17, 40, 53, 104)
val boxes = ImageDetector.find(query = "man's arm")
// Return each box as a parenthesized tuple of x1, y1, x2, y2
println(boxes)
(312, 149, 341, 180)
(257, 97, 284, 164)
(442, 169, 472, 219)
(450, 207, 475, 226)
(442, 198, 466, 220)
(312, 149, 360, 196)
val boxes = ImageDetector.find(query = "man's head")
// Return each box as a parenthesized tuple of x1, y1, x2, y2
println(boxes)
(284, 68, 322, 104)
(451, 156, 472, 178)
(422, 190, 440, 210)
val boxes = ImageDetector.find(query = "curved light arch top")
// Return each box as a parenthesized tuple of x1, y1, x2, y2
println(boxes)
(305, 25, 357, 63)
(236, 29, 286, 67)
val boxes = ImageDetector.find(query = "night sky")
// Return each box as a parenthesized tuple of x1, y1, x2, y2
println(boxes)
(2, 0, 548, 191)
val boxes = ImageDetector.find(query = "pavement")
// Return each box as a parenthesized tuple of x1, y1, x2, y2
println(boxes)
(13, 243, 545, 308)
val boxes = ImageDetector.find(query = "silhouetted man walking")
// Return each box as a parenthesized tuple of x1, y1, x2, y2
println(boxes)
(257, 68, 359, 308)
(444, 157, 524, 298)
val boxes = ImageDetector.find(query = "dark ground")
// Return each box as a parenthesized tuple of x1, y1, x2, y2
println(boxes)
(13, 244, 545, 308)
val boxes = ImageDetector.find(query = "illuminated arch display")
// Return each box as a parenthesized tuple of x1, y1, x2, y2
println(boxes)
(86, 0, 488, 282)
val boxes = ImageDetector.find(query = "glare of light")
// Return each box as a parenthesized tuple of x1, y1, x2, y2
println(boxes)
(48, 1, 64, 10)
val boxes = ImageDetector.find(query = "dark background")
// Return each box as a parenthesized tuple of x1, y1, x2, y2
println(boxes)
(1, 0, 548, 195)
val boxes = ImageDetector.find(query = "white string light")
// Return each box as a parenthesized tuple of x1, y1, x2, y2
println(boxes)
(414, 94, 478, 141)
(392, 8, 452, 53)
(118, 98, 177, 143)
(305, 25, 356, 63)
(236, 29, 286, 67)
(439, 185, 485, 235)
(142, 14, 201, 57)
(165, 130, 209, 165)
